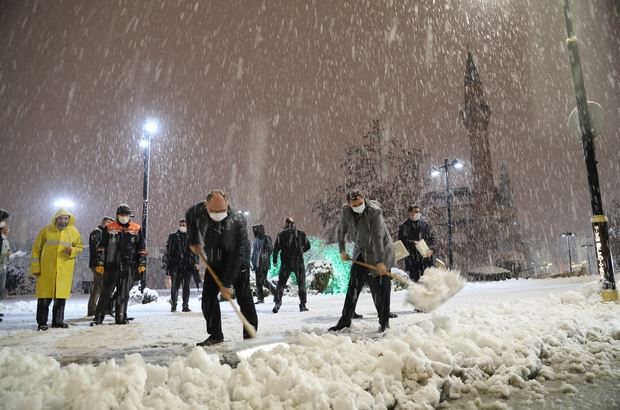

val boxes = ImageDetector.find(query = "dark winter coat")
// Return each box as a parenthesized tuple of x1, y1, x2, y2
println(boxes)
(337, 200, 396, 269)
(96, 220, 147, 274)
(251, 225, 272, 272)
(163, 230, 198, 274)
(273, 224, 310, 266)
(88, 226, 104, 268)
(398, 218, 436, 266)
(186, 202, 250, 288)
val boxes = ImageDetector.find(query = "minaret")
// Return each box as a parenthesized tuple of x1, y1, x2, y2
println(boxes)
(497, 163, 514, 208)
(461, 51, 495, 213)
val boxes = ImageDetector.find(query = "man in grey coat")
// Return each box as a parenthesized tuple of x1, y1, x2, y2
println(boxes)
(328, 190, 395, 332)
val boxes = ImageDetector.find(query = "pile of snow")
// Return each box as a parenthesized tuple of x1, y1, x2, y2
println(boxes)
(0, 277, 619, 408)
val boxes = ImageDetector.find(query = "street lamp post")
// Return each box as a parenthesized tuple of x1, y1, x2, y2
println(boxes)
(431, 158, 464, 269)
(140, 119, 159, 291)
(562, 0, 616, 299)
(561, 232, 575, 273)
(582, 243, 593, 275)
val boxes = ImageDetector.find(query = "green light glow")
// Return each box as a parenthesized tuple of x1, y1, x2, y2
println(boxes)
(268, 237, 353, 294)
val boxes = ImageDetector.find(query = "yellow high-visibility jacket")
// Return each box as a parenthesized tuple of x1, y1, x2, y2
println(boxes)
(31, 208, 83, 299)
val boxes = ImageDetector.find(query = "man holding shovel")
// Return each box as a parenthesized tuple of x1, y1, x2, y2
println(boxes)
(398, 205, 436, 282)
(328, 190, 395, 333)
(186, 190, 258, 346)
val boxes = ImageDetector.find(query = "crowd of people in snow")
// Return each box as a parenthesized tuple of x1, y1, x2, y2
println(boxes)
(0, 189, 437, 346)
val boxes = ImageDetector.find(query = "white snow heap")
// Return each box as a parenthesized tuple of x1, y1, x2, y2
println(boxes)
(405, 267, 466, 312)
(0, 277, 618, 408)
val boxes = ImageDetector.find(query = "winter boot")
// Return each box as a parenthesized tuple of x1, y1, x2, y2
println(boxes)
(196, 335, 224, 346)
(171, 304, 177, 313)
(389, 312, 398, 318)
(328, 323, 348, 332)
(37, 324, 48, 331)
(182, 306, 191, 312)
(299, 304, 308, 312)
(90, 313, 104, 327)
(353, 312, 363, 319)
(272, 302, 281, 314)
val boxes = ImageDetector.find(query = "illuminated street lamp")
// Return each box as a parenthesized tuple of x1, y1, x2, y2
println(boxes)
(430, 158, 464, 268)
(561, 232, 575, 273)
(140, 118, 159, 291)
(53, 198, 75, 209)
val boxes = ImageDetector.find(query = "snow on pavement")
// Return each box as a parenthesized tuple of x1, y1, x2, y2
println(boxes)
(0, 276, 619, 409)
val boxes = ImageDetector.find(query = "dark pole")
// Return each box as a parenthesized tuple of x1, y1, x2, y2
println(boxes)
(566, 236, 572, 273)
(562, 0, 616, 298)
(444, 158, 454, 269)
(140, 134, 151, 292)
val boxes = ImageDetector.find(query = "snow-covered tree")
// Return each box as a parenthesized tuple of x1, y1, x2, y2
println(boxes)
(312, 120, 429, 241)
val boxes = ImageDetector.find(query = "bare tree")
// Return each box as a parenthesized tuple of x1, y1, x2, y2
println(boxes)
(312, 120, 429, 242)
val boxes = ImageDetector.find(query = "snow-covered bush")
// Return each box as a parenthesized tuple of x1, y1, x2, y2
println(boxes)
(307, 260, 333, 293)
(5, 262, 35, 295)
(128, 285, 159, 305)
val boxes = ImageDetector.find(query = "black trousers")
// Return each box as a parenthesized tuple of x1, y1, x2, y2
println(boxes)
(336, 257, 391, 329)
(171, 268, 192, 309)
(202, 267, 258, 339)
(255, 266, 275, 301)
(274, 259, 307, 306)
(87, 268, 104, 316)
(405, 256, 432, 282)
(95, 268, 133, 324)
(36, 298, 66, 326)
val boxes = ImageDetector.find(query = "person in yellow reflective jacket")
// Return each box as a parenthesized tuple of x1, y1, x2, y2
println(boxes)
(31, 208, 83, 331)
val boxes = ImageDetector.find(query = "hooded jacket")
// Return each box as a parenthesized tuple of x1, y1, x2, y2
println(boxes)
(31, 208, 84, 299)
(251, 224, 273, 271)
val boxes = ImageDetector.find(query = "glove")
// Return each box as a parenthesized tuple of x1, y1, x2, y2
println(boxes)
(95, 266, 104, 274)
(137, 265, 146, 274)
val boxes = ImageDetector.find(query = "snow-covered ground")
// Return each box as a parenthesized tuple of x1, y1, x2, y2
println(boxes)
(1, 276, 619, 409)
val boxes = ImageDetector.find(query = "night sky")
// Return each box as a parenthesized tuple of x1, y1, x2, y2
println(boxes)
(1, 0, 619, 267)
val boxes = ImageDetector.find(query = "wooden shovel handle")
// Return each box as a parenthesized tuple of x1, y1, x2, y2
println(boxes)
(351, 260, 410, 285)
(196, 249, 257, 338)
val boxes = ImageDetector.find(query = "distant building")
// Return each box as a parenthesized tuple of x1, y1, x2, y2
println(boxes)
(423, 51, 531, 277)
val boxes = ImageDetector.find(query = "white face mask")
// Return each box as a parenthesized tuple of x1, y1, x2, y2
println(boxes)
(118, 216, 130, 225)
(351, 202, 365, 214)
(179, 226, 187, 233)
(208, 211, 228, 222)
(0, 221, 6, 229)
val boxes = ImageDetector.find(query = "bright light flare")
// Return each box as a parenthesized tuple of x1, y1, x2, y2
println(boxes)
(53, 198, 75, 209)
(143, 119, 159, 135)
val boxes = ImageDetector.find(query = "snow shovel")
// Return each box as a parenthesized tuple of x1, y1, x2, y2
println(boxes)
(351, 244, 465, 311)
(195, 249, 257, 338)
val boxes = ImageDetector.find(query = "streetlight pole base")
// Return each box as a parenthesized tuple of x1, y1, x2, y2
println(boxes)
(600, 289, 619, 303)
